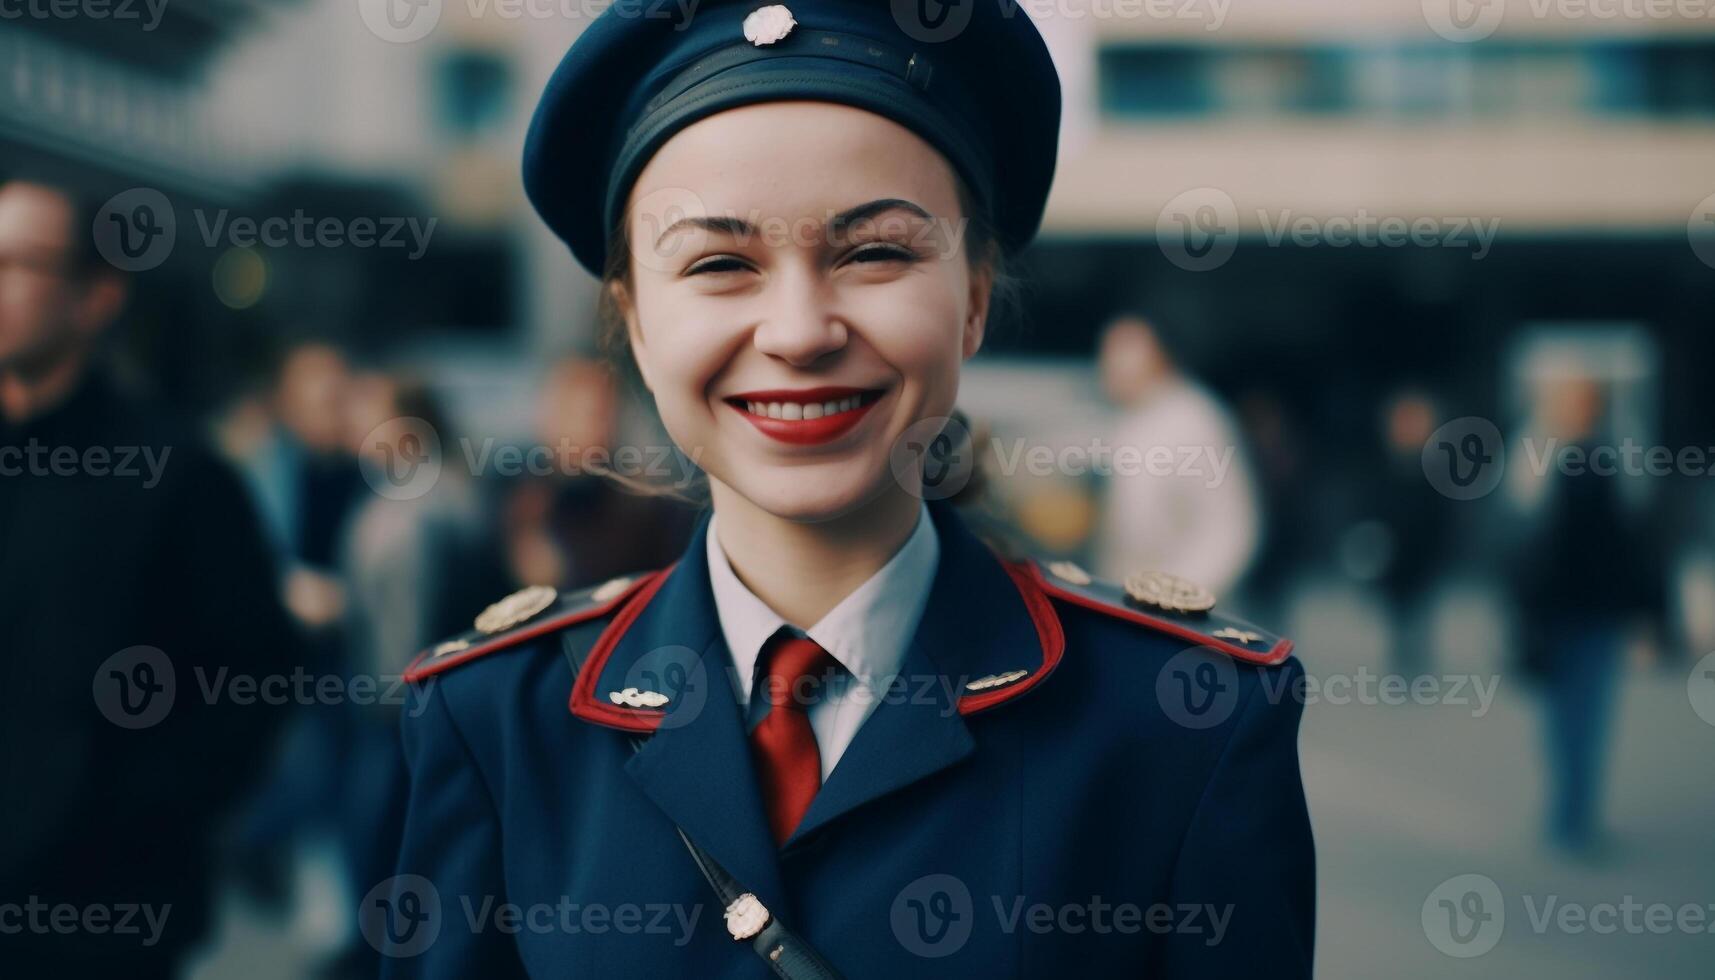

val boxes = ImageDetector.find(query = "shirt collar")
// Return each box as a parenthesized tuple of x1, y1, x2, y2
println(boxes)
(706, 501, 940, 703)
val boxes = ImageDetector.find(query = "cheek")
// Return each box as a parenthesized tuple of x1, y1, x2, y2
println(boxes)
(631, 289, 738, 419)
(854, 277, 969, 391)
(0, 279, 54, 334)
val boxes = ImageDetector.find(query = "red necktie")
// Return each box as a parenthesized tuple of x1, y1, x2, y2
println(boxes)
(749, 632, 839, 846)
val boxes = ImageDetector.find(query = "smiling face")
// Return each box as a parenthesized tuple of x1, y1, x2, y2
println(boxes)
(611, 101, 994, 523)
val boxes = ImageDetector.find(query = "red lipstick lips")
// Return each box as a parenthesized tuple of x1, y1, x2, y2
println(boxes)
(724, 386, 883, 446)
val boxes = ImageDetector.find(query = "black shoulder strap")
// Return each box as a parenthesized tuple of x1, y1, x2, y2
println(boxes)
(559, 627, 845, 980)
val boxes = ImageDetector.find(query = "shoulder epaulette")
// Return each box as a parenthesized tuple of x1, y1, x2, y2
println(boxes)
(1021, 558, 1292, 666)
(403, 571, 661, 683)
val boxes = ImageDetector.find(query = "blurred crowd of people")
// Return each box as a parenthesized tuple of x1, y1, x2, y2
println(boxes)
(3, 173, 1706, 977)
(205, 339, 698, 977)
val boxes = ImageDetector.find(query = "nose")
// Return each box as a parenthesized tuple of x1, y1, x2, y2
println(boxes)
(751, 267, 848, 368)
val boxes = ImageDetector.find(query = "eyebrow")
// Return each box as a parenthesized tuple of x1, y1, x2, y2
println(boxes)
(652, 197, 933, 250)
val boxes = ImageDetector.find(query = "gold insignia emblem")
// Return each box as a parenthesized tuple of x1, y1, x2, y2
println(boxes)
(607, 687, 669, 709)
(724, 892, 771, 941)
(431, 638, 471, 658)
(1212, 627, 1262, 645)
(589, 575, 633, 603)
(474, 585, 558, 635)
(1123, 571, 1216, 614)
(965, 669, 1030, 692)
(1046, 560, 1092, 586)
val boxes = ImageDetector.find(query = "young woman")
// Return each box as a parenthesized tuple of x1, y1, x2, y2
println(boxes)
(385, 2, 1314, 977)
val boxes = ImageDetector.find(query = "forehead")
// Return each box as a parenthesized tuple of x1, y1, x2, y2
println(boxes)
(0, 182, 78, 252)
(626, 101, 962, 221)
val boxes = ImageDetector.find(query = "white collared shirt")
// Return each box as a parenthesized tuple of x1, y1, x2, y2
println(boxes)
(706, 502, 940, 781)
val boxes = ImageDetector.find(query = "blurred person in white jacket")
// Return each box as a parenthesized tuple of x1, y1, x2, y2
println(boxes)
(1093, 315, 1262, 596)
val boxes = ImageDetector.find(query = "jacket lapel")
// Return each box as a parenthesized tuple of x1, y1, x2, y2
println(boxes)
(568, 510, 790, 919)
(784, 500, 1064, 848)
(568, 500, 1066, 882)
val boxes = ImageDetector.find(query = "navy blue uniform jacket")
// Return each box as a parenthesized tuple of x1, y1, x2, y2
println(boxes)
(383, 499, 1314, 978)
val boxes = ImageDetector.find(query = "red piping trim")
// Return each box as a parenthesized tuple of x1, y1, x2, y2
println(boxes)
(568, 563, 679, 732)
(1027, 563, 1292, 666)
(402, 575, 656, 684)
(956, 559, 1067, 716)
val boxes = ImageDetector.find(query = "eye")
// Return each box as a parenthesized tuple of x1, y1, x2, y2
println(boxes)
(684, 255, 751, 276)
(846, 242, 917, 265)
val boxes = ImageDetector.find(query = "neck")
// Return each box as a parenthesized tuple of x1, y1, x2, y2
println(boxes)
(708, 480, 924, 628)
(0, 350, 89, 426)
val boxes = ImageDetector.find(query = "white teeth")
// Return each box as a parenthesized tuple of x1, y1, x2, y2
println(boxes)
(739, 394, 869, 419)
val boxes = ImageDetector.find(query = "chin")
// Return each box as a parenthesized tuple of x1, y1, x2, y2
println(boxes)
(727, 455, 897, 524)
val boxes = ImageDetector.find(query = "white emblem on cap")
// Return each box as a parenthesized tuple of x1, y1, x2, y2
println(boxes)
(743, 4, 796, 46)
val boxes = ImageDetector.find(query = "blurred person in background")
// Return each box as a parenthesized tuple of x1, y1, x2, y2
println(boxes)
(1367, 387, 1453, 673)
(1093, 314, 1261, 596)
(224, 340, 364, 942)
(0, 177, 298, 976)
(1233, 390, 1309, 621)
(272, 341, 363, 635)
(343, 372, 504, 678)
(502, 354, 695, 590)
(319, 374, 504, 979)
(1504, 369, 1667, 859)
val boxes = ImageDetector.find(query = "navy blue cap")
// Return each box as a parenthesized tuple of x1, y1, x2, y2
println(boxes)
(523, 0, 1062, 277)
